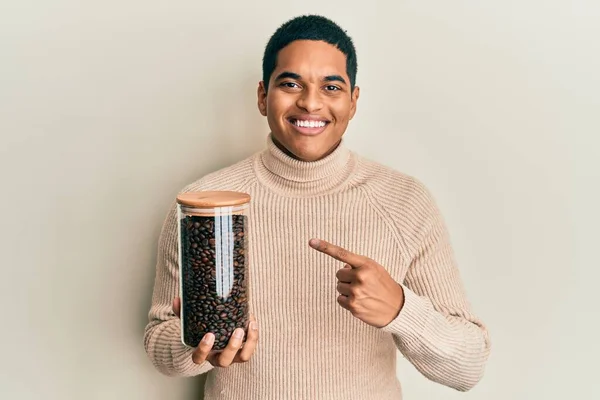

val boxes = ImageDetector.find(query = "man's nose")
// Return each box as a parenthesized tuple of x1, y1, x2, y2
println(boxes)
(296, 87, 323, 113)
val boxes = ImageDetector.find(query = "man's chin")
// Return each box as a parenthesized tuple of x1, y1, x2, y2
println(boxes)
(272, 133, 338, 162)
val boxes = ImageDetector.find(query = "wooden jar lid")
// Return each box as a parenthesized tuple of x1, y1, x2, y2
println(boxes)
(176, 191, 251, 208)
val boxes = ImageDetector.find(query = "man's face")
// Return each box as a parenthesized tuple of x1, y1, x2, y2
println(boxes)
(257, 40, 360, 162)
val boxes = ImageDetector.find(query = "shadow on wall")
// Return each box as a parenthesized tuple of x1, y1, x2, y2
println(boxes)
(193, 374, 209, 400)
(137, 71, 267, 399)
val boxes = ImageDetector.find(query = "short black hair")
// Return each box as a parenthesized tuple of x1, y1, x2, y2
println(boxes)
(262, 15, 358, 91)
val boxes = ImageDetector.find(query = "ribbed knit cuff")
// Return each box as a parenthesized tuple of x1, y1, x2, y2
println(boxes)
(150, 318, 214, 376)
(174, 347, 212, 376)
(380, 284, 433, 347)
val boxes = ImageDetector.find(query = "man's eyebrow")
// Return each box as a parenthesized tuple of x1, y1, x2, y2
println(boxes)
(274, 71, 301, 81)
(324, 75, 347, 85)
(274, 72, 348, 85)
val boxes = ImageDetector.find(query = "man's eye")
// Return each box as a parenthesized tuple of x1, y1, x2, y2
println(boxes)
(281, 82, 300, 88)
(325, 85, 341, 91)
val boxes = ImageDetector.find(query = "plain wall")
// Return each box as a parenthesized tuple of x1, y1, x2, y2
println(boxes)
(1, 1, 598, 399)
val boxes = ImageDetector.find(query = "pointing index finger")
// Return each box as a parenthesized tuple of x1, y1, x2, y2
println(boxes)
(308, 238, 366, 267)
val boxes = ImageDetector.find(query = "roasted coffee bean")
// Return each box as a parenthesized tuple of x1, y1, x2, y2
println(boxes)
(180, 214, 249, 349)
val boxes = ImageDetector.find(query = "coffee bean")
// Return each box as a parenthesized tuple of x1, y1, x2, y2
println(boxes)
(180, 213, 249, 349)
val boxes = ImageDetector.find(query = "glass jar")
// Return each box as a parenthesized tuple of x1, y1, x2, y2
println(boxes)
(176, 191, 250, 350)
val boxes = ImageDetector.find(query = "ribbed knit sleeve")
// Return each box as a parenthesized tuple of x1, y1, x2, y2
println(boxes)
(143, 201, 214, 377)
(376, 175, 491, 391)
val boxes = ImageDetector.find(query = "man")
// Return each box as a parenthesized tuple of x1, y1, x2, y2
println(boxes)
(144, 14, 491, 399)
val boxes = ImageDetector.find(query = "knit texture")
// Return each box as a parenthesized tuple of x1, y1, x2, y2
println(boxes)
(144, 134, 491, 399)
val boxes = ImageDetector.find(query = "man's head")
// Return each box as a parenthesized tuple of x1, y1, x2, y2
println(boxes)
(257, 15, 360, 162)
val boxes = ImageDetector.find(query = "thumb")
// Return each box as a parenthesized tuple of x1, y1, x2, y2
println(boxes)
(173, 297, 181, 318)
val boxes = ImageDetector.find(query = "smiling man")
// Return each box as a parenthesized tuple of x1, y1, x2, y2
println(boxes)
(257, 38, 359, 162)
(144, 15, 491, 400)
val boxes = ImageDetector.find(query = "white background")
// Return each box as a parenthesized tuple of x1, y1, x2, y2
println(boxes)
(1, 1, 598, 399)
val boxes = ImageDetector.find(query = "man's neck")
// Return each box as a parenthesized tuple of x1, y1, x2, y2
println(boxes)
(271, 135, 342, 162)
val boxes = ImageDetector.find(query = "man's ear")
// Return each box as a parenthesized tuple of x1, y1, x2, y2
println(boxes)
(257, 81, 267, 116)
(349, 86, 360, 120)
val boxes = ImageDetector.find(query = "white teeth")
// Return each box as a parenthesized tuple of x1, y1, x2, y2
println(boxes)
(294, 120, 326, 128)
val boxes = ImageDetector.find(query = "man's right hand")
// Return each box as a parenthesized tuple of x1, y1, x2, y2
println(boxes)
(173, 297, 259, 368)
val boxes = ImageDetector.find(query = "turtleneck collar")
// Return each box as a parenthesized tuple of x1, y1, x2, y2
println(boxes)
(254, 133, 357, 196)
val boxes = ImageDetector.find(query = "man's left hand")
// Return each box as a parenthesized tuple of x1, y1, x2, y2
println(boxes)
(309, 238, 405, 328)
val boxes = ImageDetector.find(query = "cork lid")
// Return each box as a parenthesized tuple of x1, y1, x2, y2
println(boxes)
(176, 191, 251, 208)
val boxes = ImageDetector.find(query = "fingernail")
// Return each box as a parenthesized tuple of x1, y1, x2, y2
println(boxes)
(203, 333, 214, 344)
(233, 328, 244, 339)
(309, 238, 320, 247)
(250, 321, 258, 331)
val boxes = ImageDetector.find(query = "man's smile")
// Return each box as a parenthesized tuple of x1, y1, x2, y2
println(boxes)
(286, 115, 330, 135)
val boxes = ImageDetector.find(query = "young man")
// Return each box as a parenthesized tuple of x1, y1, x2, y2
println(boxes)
(144, 15, 491, 399)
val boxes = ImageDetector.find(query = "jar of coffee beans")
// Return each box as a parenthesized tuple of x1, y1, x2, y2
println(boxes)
(176, 191, 250, 350)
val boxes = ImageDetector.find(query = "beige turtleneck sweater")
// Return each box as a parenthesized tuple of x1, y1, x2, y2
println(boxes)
(143, 134, 491, 399)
